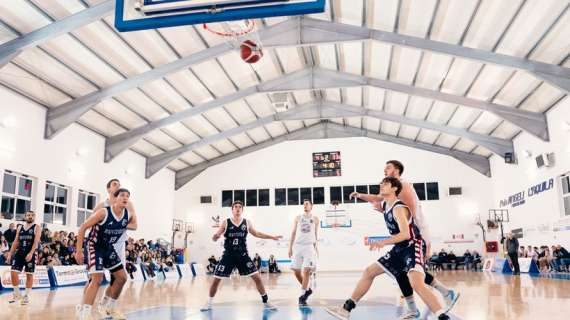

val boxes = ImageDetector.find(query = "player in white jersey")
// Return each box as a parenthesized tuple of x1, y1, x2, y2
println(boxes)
(351, 160, 459, 319)
(90, 179, 137, 319)
(288, 199, 319, 306)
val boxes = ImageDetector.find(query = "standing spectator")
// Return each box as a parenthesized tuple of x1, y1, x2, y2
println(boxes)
(518, 246, 526, 258)
(505, 232, 520, 275)
(4, 223, 17, 248)
(1, 235, 9, 253)
(525, 246, 532, 258)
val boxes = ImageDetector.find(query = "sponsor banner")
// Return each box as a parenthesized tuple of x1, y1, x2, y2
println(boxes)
(482, 258, 494, 272)
(177, 264, 193, 278)
(518, 258, 540, 274)
(0, 266, 51, 289)
(499, 178, 554, 208)
(53, 266, 88, 286)
(163, 266, 179, 280)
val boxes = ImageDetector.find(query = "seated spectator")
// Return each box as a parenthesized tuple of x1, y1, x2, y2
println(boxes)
(438, 248, 449, 266)
(447, 251, 457, 269)
(518, 246, 526, 258)
(4, 223, 16, 248)
(472, 250, 482, 269)
(62, 254, 72, 266)
(1, 235, 9, 253)
(268, 254, 281, 273)
(538, 246, 550, 272)
(554, 245, 570, 272)
(429, 252, 442, 271)
(253, 253, 262, 271)
(463, 250, 473, 269)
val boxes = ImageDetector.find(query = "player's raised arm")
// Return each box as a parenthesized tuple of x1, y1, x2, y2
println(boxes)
(350, 191, 383, 204)
(212, 219, 227, 242)
(248, 221, 282, 241)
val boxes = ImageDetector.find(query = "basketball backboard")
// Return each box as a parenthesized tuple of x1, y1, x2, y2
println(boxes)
(115, 0, 326, 32)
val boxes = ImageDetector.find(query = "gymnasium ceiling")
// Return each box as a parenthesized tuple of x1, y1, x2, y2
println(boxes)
(0, 0, 569, 189)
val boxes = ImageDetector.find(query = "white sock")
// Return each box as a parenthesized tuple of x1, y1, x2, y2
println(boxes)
(108, 298, 118, 309)
(207, 297, 213, 305)
(432, 280, 450, 296)
(14, 285, 20, 296)
(25, 287, 31, 296)
(435, 309, 445, 316)
(100, 295, 110, 306)
(83, 304, 92, 313)
(405, 296, 418, 312)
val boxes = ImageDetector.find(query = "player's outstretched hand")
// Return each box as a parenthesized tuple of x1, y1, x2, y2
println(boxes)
(369, 240, 386, 251)
(272, 235, 283, 241)
(349, 192, 359, 200)
(212, 234, 221, 242)
(288, 248, 293, 258)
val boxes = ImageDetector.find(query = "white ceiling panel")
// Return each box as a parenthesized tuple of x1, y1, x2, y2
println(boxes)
(468, 65, 513, 101)
(441, 58, 483, 95)
(246, 94, 274, 117)
(167, 159, 188, 171)
(131, 139, 163, 157)
(453, 138, 478, 153)
(530, 10, 570, 64)
(179, 152, 205, 166)
(384, 91, 408, 115)
(365, 118, 381, 132)
(416, 129, 439, 144)
(157, 26, 206, 57)
(446, 107, 479, 129)
(78, 110, 124, 137)
(469, 112, 501, 135)
(338, 0, 363, 26)
(405, 96, 432, 119)
(164, 70, 212, 105)
(144, 130, 182, 151)
(140, 79, 190, 113)
(115, 89, 168, 121)
(0, 64, 70, 107)
(182, 116, 220, 138)
(367, 87, 386, 110)
(217, 51, 259, 88)
(193, 145, 222, 160)
(415, 52, 453, 90)
(275, 47, 304, 73)
(223, 100, 257, 124)
(368, 42, 392, 80)
(247, 127, 270, 143)
(283, 121, 304, 132)
(381, 120, 399, 136)
(191, 60, 236, 96)
(398, 0, 438, 37)
(0, 1, 49, 32)
(492, 121, 521, 140)
(472, 147, 493, 157)
(325, 89, 342, 102)
(390, 47, 423, 84)
(316, 44, 338, 70)
(430, 0, 479, 43)
(228, 133, 255, 149)
(265, 122, 288, 137)
(341, 42, 364, 75)
(434, 133, 457, 148)
(519, 83, 565, 113)
(369, 0, 399, 31)
(210, 140, 238, 155)
(93, 99, 145, 129)
(163, 122, 200, 145)
(398, 125, 420, 140)
(344, 87, 363, 106)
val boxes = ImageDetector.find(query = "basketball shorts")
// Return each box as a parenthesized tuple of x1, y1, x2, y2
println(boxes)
(11, 251, 36, 274)
(291, 244, 317, 270)
(84, 242, 123, 274)
(214, 251, 258, 278)
(377, 239, 426, 278)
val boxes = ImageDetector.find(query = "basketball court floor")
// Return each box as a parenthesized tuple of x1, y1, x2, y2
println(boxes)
(1, 271, 569, 320)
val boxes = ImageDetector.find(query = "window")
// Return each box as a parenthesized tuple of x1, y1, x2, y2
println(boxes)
(221, 190, 233, 207)
(356, 185, 368, 203)
(330, 186, 342, 204)
(426, 182, 439, 200)
(77, 190, 98, 227)
(300, 188, 312, 203)
(369, 184, 380, 195)
(246, 189, 258, 207)
(44, 182, 69, 225)
(562, 176, 570, 216)
(233, 190, 245, 204)
(343, 186, 355, 203)
(413, 183, 426, 201)
(275, 188, 286, 206)
(258, 189, 270, 206)
(1, 171, 33, 220)
(313, 187, 325, 205)
(287, 188, 299, 206)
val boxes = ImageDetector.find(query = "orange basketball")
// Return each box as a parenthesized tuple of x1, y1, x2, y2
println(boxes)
(240, 40, 263, 64)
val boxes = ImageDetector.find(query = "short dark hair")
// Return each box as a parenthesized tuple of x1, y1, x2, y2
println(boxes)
(26, 210, 35, 215)
(107, 178, 120, 189)
(303, 199, 313, 205)
(113, 188, 130, 198)
(382, 176, 403, 196)
(231, 200, 244, 208)
(386, 160, 404, 175)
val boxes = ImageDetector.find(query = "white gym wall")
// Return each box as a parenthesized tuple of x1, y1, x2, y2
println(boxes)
(0, 86, 175, 241)
(490, 97, 570, 247)
(176, 137, 494, 271)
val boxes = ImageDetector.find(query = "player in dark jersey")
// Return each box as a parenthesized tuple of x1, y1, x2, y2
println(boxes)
(327, 177, 451, 320)
(6, 211, 40, 305)
(352, 160, 459, 319)
(75, 188, 133, 320)
(200, 200, 282, 311)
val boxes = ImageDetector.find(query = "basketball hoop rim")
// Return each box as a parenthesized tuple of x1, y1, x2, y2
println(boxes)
(203, 19, 256, 37)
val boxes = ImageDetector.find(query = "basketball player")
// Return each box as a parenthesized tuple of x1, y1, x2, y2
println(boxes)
(6, 211, 41, 305)
(351, 160, 459, 319)
(91, 179, 138, 316)
(75, 189, 134, 320)
(288, 199, 319, 306)
(200, 200, 282, 311)
(327, 177, 451, 320)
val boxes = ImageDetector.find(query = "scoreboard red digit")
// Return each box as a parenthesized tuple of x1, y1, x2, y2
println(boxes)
(313, 151, 341, 177)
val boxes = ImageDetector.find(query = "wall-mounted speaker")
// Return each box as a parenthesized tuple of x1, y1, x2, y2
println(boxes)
(200, 196, 213, 204)
(504, 152, 515, 164)
(448, 187, 462, 196)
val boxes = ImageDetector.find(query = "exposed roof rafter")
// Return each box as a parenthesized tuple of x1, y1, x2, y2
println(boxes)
(174, 121, 491, 190)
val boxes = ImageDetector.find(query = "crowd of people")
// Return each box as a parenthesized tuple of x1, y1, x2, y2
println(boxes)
(0, 223, 181, 276)
(206, 253, 281, 274)
(518, 244, 570, 272)
(428, 248, 482, 271)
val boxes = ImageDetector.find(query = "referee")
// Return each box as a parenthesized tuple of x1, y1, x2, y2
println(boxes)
(506, 232, 520, 275)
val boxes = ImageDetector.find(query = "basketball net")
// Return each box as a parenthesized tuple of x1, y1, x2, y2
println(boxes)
(203, 19, 263, 50)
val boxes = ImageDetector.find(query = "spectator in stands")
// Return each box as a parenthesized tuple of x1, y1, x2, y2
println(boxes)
(62, 254, 72, 266)
(463, 250, 473, 269)
(1, 235, 9, 253)
(538, 246, 553, 272)
(4, 223, 16, 248)
(268, 254, 281, 273)
(438, 248, 448, 265)
(506, 232, 520, 275)
(472, 250, 482, 269)
(40, 228, 51, 244)
(447, 251, 458, 269)
(525, 245, 532, 258)
(532, 247, 540, 261)
(253, 253, 262, 272)
(429, 252, 442, 271)
(518, 246, 525, 258)
(554, 245, 570, 272)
